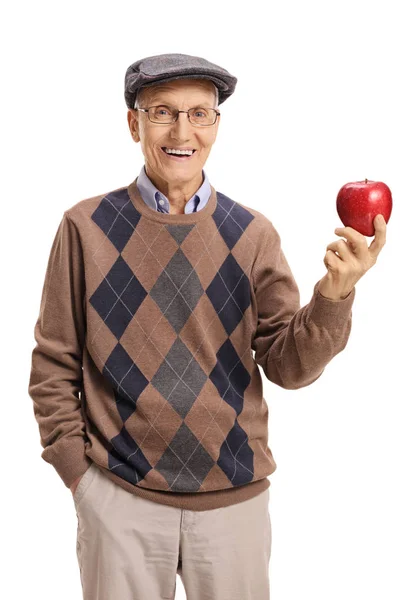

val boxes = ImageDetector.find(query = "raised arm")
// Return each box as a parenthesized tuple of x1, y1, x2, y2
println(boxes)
(251, 221, 355, 390)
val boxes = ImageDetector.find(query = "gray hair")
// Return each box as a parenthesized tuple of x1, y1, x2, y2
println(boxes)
(134, 82, 219, 110)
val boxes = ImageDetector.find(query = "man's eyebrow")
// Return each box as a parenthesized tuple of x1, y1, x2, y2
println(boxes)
(149, 100, 210, 107)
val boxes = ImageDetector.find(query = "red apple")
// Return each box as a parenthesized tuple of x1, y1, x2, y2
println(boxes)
(336, 179, 392, 237)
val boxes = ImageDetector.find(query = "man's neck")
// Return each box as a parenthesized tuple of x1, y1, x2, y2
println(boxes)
(145, 164, 203, 214)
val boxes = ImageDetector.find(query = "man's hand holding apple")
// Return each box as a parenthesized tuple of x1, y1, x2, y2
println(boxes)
(318, 213, 387, 301)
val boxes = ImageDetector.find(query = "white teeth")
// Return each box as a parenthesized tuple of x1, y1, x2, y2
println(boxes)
(164, 148, 194, 156)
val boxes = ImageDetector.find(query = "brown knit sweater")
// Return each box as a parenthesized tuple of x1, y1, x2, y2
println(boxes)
(28, 177, 355, 511)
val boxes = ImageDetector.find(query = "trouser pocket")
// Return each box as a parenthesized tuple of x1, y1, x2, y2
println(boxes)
(73, 462, 97, 507)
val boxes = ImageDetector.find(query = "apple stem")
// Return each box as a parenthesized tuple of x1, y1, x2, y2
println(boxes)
(365, 178, 368, 183)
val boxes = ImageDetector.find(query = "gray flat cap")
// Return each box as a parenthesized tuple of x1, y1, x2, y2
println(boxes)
(124, 53, 237, 109)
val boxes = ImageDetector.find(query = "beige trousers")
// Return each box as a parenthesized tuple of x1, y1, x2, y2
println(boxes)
(73, 462, 272, 600)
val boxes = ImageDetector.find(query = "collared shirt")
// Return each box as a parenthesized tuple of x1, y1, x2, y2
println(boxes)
(136, 164, 211, 214)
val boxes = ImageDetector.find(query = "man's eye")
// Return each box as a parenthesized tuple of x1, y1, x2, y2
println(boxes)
(155, 106, 172, 116)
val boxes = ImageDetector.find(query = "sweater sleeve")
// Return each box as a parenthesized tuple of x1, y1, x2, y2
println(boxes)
(251, 220, 356, 390)
(28, 211, 92, 488)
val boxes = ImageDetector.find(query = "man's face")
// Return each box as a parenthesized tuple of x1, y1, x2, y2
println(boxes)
(127, 79, 220, 186)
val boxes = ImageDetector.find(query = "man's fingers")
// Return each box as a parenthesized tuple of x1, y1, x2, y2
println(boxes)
(334, 226, 365, 245)
(326, 239, 353, 260)
(368, 214, 387, 260)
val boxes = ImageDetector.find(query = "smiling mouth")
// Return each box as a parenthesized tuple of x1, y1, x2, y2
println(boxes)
(161, 146, 196, 156)
(161, 147, 197, 159)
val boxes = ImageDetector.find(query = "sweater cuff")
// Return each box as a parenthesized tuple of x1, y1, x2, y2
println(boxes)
(41, 436, 93, 488)
(307, 280, 356, 329)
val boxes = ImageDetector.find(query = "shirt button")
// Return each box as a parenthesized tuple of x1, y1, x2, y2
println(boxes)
(159, 199, 165, 206)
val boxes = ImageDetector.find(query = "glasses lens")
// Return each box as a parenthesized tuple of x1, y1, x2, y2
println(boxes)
(148, 105, 216, 125)
(188, 107, 216, 125)
(149, 105, 175, 123)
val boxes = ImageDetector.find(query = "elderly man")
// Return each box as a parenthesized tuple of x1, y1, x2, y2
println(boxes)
(28, 53, 386, 600)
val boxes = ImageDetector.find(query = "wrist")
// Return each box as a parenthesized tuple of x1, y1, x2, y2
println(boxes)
(317, 279, 352, 301)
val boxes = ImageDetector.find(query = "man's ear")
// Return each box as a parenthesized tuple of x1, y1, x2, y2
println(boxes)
(127, 109, 140, 142)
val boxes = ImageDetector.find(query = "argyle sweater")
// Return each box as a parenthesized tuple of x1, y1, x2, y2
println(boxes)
(28, 177, 356, 511)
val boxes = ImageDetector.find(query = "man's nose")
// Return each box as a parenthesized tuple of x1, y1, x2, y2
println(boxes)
(171, 111, 192, 134)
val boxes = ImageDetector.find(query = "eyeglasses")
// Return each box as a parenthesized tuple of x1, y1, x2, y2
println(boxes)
(135, 105, 220, 126)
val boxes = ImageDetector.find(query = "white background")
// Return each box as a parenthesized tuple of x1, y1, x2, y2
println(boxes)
(2, 0, 399, 598)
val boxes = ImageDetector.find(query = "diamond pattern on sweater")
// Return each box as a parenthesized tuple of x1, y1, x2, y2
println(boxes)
(212, 192, 255, 250)
(206, 253, 252, 335)
(108, 426, 153, 485)
(150, 248, 204, 333)
(89, 255, 147, 340)
(151, 337, 207, 419)
(103, 342, 149, 422)
(155, 422, 215, 492)
(166, 223, 195, 245)
(210, 338, 253, 485)
(91, 188, 141, 252)
(210, 338, 251, 401)
(218, 422, 255, 485)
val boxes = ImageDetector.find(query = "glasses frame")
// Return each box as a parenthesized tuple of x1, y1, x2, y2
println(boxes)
(134, 105, 221, 126)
